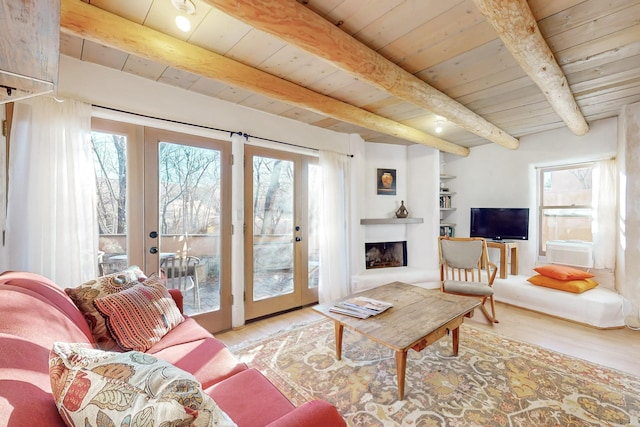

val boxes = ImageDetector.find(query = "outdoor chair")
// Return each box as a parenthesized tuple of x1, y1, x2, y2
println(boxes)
(438, 236, 499, 323)
(161, 255, 202, 310)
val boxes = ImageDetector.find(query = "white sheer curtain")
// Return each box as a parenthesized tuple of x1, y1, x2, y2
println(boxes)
(318, 150, 352, 303)
(5, 97, 97, 287)
(592, 159, 616, 270)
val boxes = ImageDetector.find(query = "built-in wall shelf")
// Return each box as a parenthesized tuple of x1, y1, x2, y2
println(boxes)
(360, 218, 424, 225)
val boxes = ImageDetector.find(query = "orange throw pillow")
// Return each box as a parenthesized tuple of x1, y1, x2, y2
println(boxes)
(527, 274, 598, 293)
(534, 264, 594, 280)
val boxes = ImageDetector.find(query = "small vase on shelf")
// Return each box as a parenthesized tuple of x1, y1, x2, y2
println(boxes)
(395, 201, 409, 218)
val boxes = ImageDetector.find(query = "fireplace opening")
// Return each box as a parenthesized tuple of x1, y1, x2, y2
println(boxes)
(365, 241, 407, 269)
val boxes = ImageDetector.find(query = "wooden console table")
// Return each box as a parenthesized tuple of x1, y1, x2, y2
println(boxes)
(487, 241, 518, 279)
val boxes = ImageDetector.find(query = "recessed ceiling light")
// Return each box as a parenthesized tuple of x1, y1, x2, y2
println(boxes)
(171, 0, 196, 32)
(175, 15, 191, 32)
(435, 120, 444, 134)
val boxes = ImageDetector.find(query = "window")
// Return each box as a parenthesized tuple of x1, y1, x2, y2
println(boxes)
(538, 164, 593, 254)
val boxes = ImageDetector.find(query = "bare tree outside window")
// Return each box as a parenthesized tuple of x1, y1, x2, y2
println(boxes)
(92, 132, 127, 235)
(159, 142, 221, 236)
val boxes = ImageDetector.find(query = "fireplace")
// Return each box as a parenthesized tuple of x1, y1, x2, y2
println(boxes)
(365, 241, 407, 269)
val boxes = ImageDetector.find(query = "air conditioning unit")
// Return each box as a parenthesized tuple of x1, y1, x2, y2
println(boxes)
(546, 240, 594, 268)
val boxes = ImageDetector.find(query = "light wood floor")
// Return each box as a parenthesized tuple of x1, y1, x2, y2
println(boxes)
(215, 301, 640, 377)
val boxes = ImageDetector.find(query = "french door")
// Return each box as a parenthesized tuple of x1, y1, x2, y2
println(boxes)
(244, 145, 320, 320)
(144, 128, 232, 332)
(92, 118, 232, 333)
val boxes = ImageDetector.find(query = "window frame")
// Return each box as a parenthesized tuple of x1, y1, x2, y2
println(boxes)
(538, 162, 594, 256)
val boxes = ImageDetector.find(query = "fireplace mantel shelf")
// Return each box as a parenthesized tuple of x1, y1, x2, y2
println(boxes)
(360, 218, 424, 225)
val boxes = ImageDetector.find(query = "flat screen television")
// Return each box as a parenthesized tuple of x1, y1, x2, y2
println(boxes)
(470, 208, 530, 241)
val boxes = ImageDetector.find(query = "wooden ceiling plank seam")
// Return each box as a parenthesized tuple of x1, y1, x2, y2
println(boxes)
(322, 0, 404, 37)
(544, 3, 640, 53)
(353, 0, 465, 53)
(537, 0, 635, 39)
(509, 121, 568, 137)
(204, 0, 520, 150)
(442, 65, 529, 100)
(566, 55, 640, 89)
(577, 84, 640, 108)
(457, 75, 536, 105)
(413, 39, 520, 94)
(561, 40, 640, 77)
(571, 68, 640, 96)
(528, 0, 586, 21)
(396, 21, 498, 74)
(575, 75, 640, 100)
(377, 0, 488, 66)
(60, 0, 469, 156)
(473, 0, 589, 136)
(187, 8, 254, 56)
(555, 25, 640, 67)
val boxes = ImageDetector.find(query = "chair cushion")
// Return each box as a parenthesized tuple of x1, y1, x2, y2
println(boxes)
(443, 280, 494, 296)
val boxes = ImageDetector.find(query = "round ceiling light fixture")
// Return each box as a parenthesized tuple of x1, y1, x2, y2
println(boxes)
(171, 0, 196, 32)
(434, 120, 444, 134)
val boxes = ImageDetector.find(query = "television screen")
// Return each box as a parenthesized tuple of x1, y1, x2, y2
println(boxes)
(470, 208, 529, 241)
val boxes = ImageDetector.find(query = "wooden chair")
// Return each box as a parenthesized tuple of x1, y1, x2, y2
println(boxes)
(161, 255, 201, 309)
(438, 236, 499, 323)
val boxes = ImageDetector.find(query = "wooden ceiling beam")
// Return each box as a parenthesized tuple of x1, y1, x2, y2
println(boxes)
(472, 0, 589, 136)
(60, 0, 468, 156)
(204, 0, 520, 150)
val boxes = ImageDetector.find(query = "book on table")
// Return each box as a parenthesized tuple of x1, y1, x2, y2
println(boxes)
(329, 296, 393, 318)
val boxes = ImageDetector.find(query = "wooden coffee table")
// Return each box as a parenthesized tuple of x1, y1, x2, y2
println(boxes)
(313, 281, 480, 400)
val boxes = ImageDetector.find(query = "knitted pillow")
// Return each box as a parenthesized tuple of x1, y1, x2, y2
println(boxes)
(93, 274, 184, 352)
(49, 342, 237, 427)
(65, 266, 147, 350)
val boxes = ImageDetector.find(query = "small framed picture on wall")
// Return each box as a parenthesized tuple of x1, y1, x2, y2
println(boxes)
(377, 168, 396, 195)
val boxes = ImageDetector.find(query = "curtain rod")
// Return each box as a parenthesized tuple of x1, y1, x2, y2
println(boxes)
(94, 105, 353, 158)
(533, 157, 616, 169)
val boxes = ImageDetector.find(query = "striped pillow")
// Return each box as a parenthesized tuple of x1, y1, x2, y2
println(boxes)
(65, 266, 147, 350)
(94, 274, 184, 351)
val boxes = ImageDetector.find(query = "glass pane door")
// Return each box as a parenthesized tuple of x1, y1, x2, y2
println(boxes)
(91, 119, 133, 276)
(145, 128, 231, 332)
(91, 119, 231, 332)
(244, 145, 318, 320)
(252, 155, 295, 301)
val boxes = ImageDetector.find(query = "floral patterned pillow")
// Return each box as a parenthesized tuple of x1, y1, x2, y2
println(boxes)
(49, 342, 237, 427)
(65, 266, 147, 350)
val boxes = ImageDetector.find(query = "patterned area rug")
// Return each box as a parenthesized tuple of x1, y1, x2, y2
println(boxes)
(231, 319, 640, 426)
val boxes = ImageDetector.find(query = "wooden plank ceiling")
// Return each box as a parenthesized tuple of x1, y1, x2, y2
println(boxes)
(59, 0, 640, 155)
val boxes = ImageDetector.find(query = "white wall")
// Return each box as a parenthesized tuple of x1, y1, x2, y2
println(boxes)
(350, 142, 439, 277)
(407, 144, 440, 270)
(618, 102, 640, 318)
(444, 117, 617, 274)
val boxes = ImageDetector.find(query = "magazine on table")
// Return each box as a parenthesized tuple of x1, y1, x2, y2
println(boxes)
(329, 296, 393, 318)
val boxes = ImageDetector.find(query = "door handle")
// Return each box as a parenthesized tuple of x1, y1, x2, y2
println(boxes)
(295, 237, 301, 242)
(149, 246, 159, 254)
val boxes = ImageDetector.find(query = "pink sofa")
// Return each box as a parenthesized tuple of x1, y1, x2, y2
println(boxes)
(0, 271, 345, 427)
